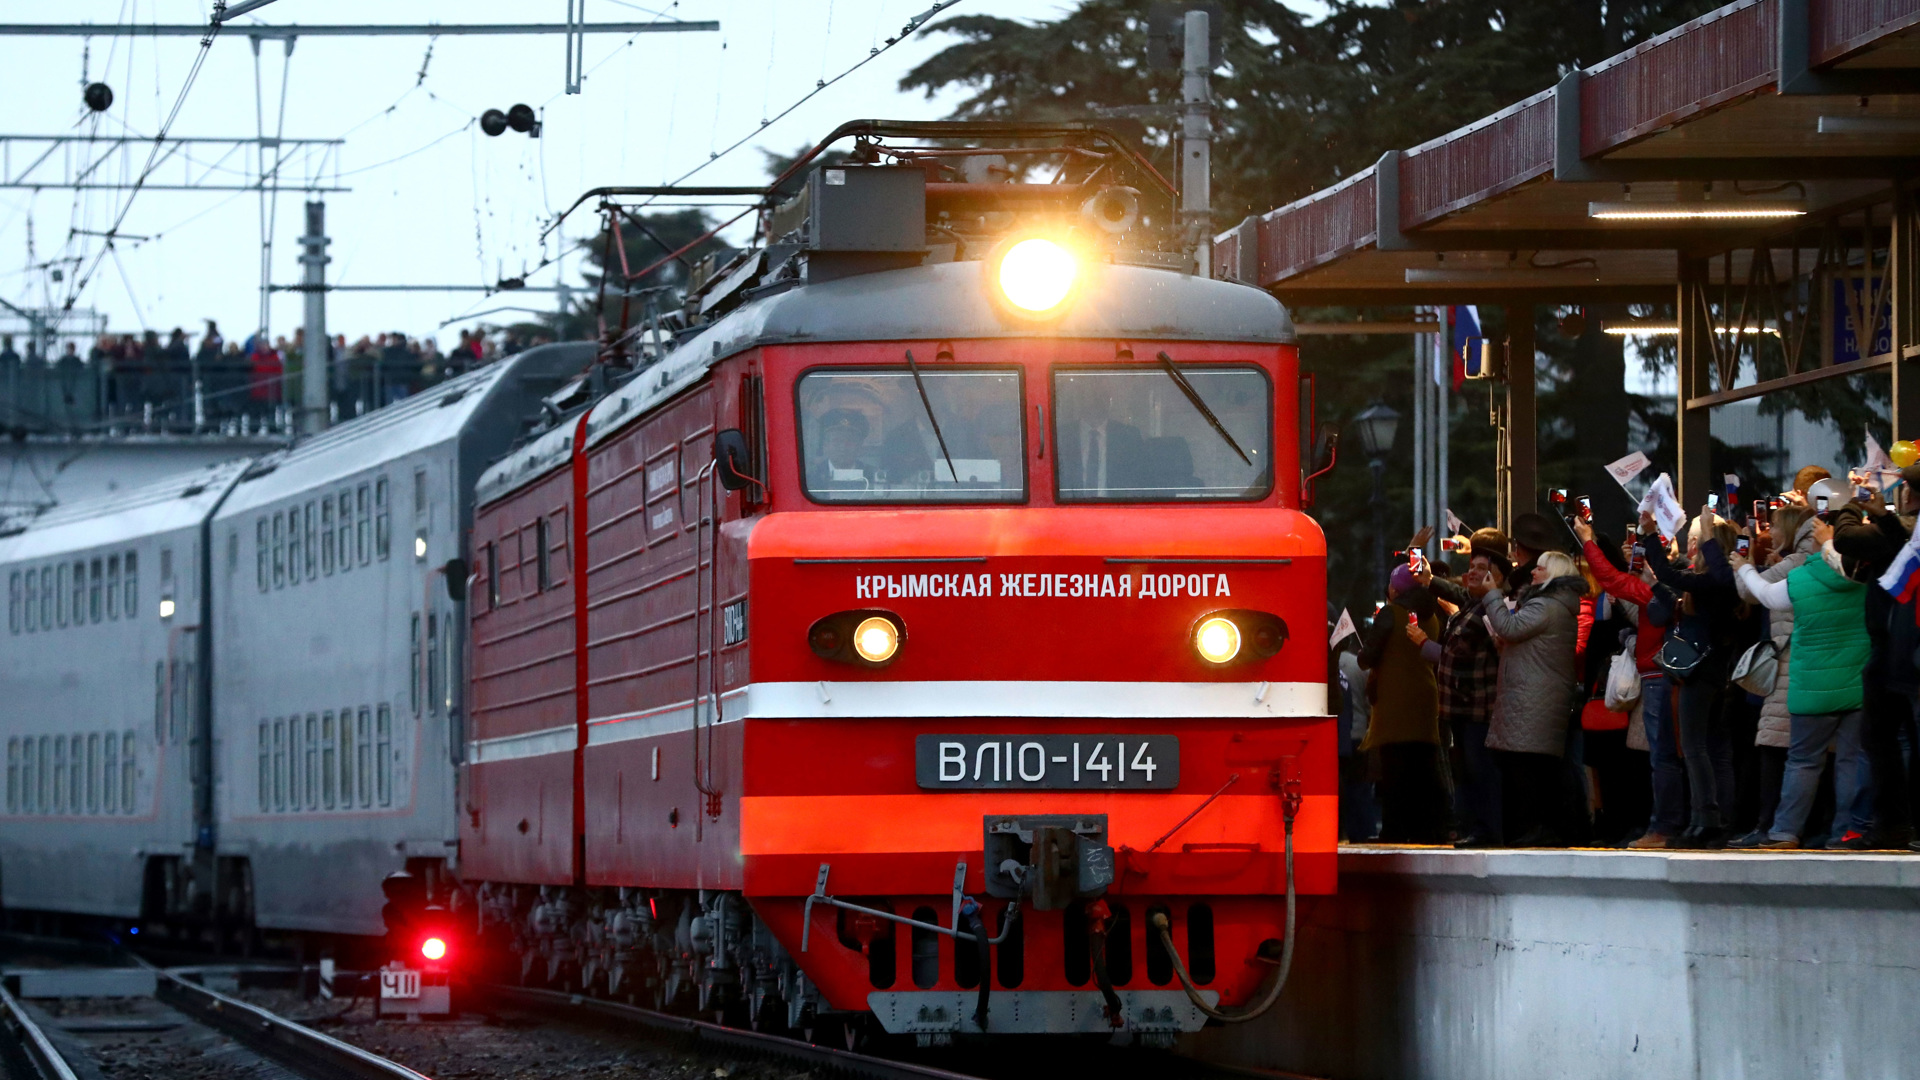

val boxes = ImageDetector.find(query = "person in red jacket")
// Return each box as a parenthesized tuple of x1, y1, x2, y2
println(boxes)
(1573, 516, 1685, 848)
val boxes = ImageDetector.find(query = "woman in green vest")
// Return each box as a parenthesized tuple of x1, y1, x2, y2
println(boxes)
(1732, 514, 1875, 849)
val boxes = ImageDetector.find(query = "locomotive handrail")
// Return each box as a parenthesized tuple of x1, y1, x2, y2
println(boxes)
(800, 862, 1019, 951)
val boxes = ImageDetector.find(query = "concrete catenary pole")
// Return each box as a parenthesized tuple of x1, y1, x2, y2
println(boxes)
(300, 200, 330, 434)
(1181, 8, 1211, 278)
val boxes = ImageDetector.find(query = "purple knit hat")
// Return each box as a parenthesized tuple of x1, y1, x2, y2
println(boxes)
(1389, 563, 1418, 594)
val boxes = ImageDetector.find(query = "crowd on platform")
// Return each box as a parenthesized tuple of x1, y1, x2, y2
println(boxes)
(0, 322, 556, 433)
(1339, 463, 1920, 852)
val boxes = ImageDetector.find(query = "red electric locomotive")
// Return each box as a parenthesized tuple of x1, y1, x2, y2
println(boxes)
(461, 122, 1334, 1045)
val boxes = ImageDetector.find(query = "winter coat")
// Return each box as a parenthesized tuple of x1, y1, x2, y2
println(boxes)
(1784, 553, 1870, 714)
(1644, 536, 1751, 683)
(1584, 537, 1666, 675)
(1829, 504, 1920, 696)
(1737, 546, 1871, 715)
(1734, 516, 1818, 748)
(1357, 597, 1442, 749)
(1480, 575, 1584, 757)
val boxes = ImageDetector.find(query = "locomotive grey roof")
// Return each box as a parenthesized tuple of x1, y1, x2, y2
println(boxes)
(475, 419, 576, 508)
(0, 457, 252, 563)
(216, 342, 594, 519)
(578, 259, 1291, 454)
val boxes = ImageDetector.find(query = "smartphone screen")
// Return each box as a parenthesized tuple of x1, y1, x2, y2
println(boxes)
(1577, 496, 1593, 520)
(1708, 493, 1719, 510)
(1736, 536, 1751, 555)
(1407, 612, 1419, 627)
(1816, 495, 1830, 513)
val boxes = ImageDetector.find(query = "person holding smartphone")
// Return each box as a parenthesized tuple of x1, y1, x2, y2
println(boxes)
(1355, 563, 1450, 843)
(1724, 504, 1820, 847)
(1640, 503, 1753, 848)
(1730, 513, 1873, 849)
(1477, 544, 1586, 847)
(1575, 514, 1686, 848)
(1416, 529, 1512, 847)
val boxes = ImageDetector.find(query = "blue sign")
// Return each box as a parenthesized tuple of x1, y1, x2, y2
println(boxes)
(1833, 276, 1893, 363)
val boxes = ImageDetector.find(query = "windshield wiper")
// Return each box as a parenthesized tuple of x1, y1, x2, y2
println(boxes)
(1155, 351, 1252, 466)
(904, 349, 961, 484)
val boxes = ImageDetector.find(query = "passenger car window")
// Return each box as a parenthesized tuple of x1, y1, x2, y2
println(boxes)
(796, 367, 1025, 504)
(1052, 365, 1272, 502)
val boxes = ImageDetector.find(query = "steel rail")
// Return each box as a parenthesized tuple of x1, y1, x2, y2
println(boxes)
(132, 956, 436, 1080)
(0, 982, 81, 1080)
(486, 985, 982, 1080)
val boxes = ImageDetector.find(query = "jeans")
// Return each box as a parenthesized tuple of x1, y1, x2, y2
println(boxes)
(1770, 708, 1874, 843)
(1752, 745, 1786, 836)
(1677, 679, 1737, 830)
(1641, 674, 1688, 835)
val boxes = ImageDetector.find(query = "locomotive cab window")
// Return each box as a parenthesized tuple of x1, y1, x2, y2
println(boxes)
(796, 367, 1025, 504)
(1052, 364, 1273, 501)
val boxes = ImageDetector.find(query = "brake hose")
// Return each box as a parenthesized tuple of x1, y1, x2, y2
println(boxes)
(1086, 900, 1124, 1027)
(1150, 779, 1300, 1024)
(961, 898, 991, 1031)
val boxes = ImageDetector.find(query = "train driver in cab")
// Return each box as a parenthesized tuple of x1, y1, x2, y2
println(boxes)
(809, 407, 873, 490)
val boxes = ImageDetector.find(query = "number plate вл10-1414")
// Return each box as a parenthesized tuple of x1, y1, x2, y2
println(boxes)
(914, 734, 1178, 790)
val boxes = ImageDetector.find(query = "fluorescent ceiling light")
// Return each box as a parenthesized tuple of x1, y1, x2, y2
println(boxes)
(1603, 320, 1779, 336)
(1817, 115, 1920, 135)
(1589, 200, 1805, 221)
(1405, 268, 1600, 284)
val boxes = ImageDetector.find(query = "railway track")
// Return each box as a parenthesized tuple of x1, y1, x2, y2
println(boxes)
(0, 944, 430, 1080)
(481, 985, 981, 1080)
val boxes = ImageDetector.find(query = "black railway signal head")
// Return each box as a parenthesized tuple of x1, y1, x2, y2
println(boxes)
(506, 104, 536, 133)
(480, 109, 509, 137)
(84, 82, 114, 112)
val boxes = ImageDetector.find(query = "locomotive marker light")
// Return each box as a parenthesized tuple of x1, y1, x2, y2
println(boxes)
(1191, 609, 1290, 666)
(991, 236, 1080, 317)
(852, 616, 900, 663)
(808, 609, 906, 668)
(158, 597, 175, 620)
(1194, 616, 1241, 664)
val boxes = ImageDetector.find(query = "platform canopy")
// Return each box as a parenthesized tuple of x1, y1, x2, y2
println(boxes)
(1212, 0, 1920, 515)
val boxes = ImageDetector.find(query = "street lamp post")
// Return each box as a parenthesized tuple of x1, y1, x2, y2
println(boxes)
(1353, 402, 1402, 603)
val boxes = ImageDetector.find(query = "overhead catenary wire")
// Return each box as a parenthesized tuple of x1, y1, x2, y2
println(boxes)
(56, 2, 225, 325)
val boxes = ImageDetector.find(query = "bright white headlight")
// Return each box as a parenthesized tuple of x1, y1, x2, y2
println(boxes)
(996, 237, 1078, 313)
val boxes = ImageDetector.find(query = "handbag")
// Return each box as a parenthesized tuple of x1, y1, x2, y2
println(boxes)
(1730, 638, 1781, 697)
(1655, 629, 1710, 682)
(1604, 639, 1642, 711)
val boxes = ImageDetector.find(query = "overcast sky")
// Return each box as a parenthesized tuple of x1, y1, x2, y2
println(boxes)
(0, 0, 1316, 350)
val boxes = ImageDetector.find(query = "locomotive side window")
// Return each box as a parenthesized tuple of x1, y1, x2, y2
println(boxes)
(1052, 365, 1273, 502)
(535, 518, 551, 592)
(257, 520, 269, 591)
(796, 367, 1025, 504)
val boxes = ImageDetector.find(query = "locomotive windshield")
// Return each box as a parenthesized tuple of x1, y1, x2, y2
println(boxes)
(797, 368, 1026, 503)
(1052, 365, 1272, 501)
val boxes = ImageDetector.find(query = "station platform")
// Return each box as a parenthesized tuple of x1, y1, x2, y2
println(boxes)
(1186, 845, 1920, 1080)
